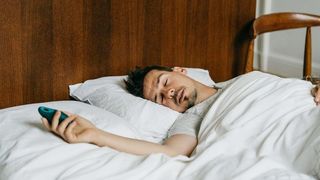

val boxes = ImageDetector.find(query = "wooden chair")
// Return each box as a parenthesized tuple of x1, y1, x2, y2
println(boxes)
(245, 12, 320, 83)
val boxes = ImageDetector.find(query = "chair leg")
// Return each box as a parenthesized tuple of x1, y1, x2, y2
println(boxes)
(303, 27, 312, 78)
(245, 39, 255, 73)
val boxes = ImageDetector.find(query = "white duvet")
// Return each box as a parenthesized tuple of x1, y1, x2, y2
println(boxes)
(0, 71, 319, 180)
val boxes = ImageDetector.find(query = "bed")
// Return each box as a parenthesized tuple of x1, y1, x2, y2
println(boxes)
(1, 71, 320, 179)
(1, 0, 320, 180)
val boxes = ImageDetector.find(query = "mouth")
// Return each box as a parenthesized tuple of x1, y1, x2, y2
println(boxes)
(176, 88, 185, 105)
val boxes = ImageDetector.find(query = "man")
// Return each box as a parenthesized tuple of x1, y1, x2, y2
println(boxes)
(42, 65, 320, 157)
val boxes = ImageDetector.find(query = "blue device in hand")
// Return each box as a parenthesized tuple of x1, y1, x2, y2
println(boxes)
(38, 106, 68, 124)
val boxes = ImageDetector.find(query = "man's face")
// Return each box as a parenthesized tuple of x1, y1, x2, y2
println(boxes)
(143, 70, 198, 112)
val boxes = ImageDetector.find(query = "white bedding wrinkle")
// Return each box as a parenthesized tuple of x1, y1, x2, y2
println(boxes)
(0, 72, 319, 180)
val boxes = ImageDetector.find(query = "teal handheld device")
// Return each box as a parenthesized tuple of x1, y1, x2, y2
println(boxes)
(38, 106, 68, 124)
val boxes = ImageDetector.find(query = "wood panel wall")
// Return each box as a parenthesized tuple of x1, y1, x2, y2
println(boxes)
(0, 0, 256, 108)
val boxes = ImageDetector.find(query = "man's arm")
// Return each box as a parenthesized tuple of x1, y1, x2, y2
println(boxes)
(42, 111, 197, 157)
(93, 130, 197, 156)
(311, 83, 320, 105)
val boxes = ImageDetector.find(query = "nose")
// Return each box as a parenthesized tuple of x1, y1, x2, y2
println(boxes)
(162, 88, 175, 99)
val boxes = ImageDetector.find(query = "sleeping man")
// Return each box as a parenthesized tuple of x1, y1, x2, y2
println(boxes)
(42, 65, 320, 157)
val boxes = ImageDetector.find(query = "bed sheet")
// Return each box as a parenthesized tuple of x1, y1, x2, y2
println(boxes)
(0, 71, 319, 180)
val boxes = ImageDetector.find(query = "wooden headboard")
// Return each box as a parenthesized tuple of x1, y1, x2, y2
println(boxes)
(0, 0, 256, 109)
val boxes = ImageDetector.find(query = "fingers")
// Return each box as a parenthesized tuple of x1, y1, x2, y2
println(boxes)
(50, 111, 61, 132)
(41, 109, 83, 143)
(313, 84, 320, 106)
(65, 120, 78, 142)
(41, 118, 50, 130)
(315, 90, 320, 106)
(44, 111, 78, 139)
(57, 115, 77, 137)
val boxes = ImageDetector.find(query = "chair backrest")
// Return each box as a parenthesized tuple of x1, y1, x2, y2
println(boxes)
(245, 12, 320, 79)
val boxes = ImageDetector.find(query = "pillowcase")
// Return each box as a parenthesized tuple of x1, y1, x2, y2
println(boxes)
(69, 68, 215, 143)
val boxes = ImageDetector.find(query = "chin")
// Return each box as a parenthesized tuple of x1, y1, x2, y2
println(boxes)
(177, 104, 189, 113)
(177, 109, 186, 113)
(170, 106, 186, 113)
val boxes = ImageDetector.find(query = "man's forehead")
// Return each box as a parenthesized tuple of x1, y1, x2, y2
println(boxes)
(143, 70, 159, 98)
(143, 70, 167, 99)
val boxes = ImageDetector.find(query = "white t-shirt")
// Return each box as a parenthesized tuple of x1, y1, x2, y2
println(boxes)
(167, 78, 237, 138)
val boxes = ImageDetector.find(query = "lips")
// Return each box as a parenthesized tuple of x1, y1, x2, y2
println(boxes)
(176, 88, 185, 104)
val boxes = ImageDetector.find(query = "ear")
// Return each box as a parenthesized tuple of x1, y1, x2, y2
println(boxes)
(172, 67, 187, 75)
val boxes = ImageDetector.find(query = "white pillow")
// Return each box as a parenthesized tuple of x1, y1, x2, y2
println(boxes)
(183, 68, 215, 87)
(69, 68, 215, 142)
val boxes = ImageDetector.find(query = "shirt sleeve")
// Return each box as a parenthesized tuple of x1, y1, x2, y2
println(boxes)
(167, 112, 202, 138)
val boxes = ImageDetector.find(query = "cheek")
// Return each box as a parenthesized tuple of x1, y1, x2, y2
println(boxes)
(163, 100, 174, 108)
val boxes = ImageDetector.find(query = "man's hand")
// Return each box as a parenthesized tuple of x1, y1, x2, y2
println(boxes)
(42, 111, 97, 144)
(311, 83, 320, 106)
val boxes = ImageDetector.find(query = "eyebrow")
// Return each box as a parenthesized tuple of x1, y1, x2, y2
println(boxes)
(154, 73, 164, 102)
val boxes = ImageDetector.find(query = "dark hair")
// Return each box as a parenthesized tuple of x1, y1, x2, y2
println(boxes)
(124, 65, 172, 98)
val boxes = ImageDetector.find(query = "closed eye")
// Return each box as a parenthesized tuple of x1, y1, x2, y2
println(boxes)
(164, 79, 168, 86)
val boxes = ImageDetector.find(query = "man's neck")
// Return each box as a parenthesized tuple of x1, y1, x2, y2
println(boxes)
(194, 85, 217, 105)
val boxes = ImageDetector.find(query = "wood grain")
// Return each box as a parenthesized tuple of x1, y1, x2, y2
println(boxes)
(0, 0, 256, 108)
